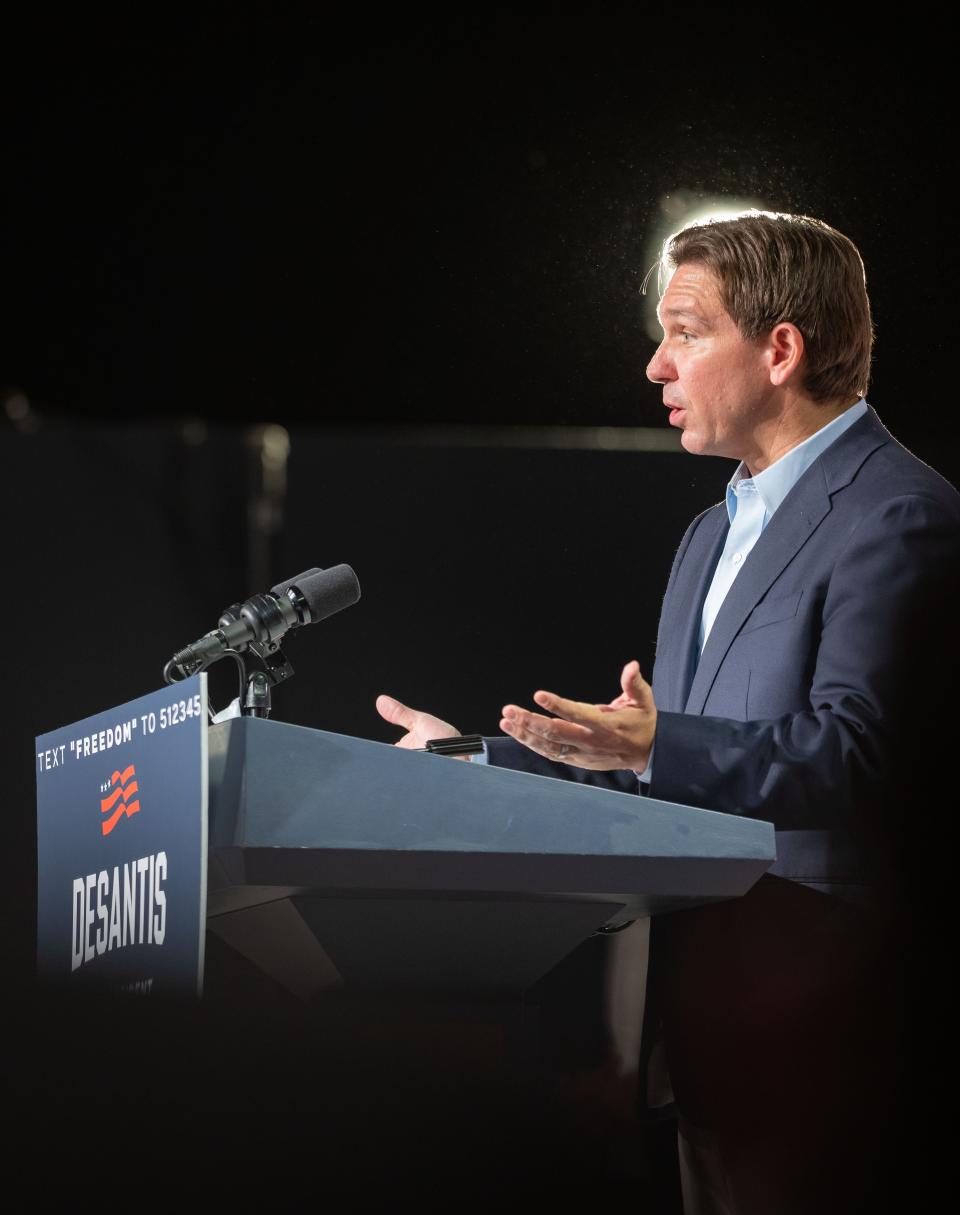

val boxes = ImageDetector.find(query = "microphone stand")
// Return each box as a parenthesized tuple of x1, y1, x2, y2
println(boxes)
(242, 667, 273, 719)
(164, 629, 295, 721)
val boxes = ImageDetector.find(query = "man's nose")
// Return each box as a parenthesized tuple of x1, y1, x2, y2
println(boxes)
(646, 341, 674, 384)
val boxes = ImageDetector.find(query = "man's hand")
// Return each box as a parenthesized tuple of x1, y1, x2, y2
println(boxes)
(499, 660, 656, 772)
(376, 694, 461, 751)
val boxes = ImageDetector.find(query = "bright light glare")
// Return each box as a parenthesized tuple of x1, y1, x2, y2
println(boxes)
(642, 192, 768, 340)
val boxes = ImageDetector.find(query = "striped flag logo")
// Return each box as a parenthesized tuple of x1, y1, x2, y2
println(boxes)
(100, 765, 141, 836)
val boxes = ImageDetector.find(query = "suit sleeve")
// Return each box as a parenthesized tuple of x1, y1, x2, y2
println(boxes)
(649, 492, 960, 833)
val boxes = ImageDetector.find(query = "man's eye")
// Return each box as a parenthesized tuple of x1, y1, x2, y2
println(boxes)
(679, 330, 695, 343)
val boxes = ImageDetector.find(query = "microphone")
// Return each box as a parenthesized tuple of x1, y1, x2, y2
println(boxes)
(169, 565, 360, 677)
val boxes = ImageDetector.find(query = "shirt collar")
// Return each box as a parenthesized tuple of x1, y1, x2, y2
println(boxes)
(725, 399, 869, 523)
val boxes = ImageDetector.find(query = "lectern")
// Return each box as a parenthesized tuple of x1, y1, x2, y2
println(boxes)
(206, 716, 775, 999)
(34, 701, 779, 1191)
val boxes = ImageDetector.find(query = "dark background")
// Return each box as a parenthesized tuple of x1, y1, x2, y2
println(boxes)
(2, 16, 952, 1197)
(2, 18, 951, 436)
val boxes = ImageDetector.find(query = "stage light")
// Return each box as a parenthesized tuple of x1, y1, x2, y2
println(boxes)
(642, 193, 768, 340)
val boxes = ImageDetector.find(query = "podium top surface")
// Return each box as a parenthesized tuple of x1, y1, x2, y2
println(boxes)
(207, 717, 775, 916)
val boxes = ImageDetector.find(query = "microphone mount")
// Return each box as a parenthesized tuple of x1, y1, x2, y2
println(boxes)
(163, 565, 360, 719)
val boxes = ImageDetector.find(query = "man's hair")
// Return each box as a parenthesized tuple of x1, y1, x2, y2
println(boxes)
(663, 211, 873, 403)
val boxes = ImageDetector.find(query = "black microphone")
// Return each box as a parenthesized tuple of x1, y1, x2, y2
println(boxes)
(170, 565, 360, 677)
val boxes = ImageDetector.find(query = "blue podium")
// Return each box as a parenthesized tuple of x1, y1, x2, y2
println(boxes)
(206, 717, 775, 999)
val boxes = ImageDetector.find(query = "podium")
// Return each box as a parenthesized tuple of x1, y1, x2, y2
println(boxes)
(206, 717, 775, 999)
(33, 704, 777, 1188)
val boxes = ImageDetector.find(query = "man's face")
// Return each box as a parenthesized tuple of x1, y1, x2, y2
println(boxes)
(646, 262, 776, 464)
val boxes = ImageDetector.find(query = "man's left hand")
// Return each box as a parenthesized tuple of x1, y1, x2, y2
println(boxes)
(500, 660, 657, 772)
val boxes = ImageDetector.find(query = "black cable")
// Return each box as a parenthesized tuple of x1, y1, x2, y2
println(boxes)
(163, 648, 247, 721)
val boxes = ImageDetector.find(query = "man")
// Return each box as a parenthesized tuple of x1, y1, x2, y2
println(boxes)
(377, 213, 960, 1212)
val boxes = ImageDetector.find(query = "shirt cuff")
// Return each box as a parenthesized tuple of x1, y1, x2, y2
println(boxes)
(634, 741, 654, 785)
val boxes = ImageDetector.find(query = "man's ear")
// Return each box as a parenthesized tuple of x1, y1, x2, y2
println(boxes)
(767, 322, 805, 386)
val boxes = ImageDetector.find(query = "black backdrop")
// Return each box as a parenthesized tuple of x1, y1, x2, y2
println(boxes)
(2, 17, 956, 444)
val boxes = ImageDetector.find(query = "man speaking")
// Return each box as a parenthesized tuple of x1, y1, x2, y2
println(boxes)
(377, 212, 959, 1213)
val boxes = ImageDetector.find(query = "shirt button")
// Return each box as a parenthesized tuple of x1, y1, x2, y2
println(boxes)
(733, 552, 743, 565)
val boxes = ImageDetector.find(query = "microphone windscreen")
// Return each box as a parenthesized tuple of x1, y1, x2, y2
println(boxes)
(271, 567, 323, 598)
(294, 564, 361, 623)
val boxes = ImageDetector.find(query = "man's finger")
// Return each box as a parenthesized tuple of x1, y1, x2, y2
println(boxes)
(620, 660, 640, 700)
(501, 705, 597, 746)
(375, 694, 416, 729)
(532, 690, 604, 727)
(620, 661, 653, 706)
(500, 716, 582, 760)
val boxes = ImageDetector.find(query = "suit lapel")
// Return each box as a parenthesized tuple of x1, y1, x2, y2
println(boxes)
(656, 510, 727, 712)
(684, 408, 889, 716)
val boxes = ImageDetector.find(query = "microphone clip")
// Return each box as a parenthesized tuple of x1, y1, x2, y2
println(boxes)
(218, 602, 296, 688)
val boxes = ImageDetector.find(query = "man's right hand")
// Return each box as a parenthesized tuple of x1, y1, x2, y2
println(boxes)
(375, 694, 461, 750)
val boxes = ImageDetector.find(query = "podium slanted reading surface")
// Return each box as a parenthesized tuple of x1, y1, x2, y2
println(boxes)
(206, 717, 775, 999)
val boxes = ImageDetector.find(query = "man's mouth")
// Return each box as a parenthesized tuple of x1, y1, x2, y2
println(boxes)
(666, 404, 685, 425)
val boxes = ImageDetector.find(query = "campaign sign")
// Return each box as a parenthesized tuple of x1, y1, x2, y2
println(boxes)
(36, 675, 208, 997)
